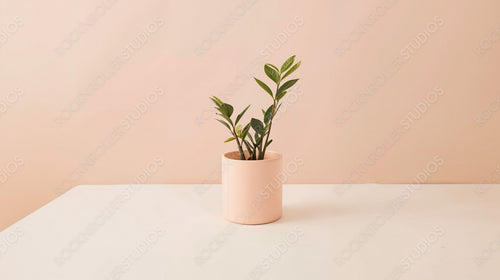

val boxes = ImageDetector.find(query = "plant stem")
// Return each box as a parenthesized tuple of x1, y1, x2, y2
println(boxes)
(260, 81, 280, 160)
(232, 125, 245, 160)
(243, 140, 254, 159)
(257, 135, 263, 159)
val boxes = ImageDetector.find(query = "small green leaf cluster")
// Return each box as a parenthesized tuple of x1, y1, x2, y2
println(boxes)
(212, 55, 301, 160)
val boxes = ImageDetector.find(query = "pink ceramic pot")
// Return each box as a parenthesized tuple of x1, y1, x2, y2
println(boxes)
(222, 151, 283, 225)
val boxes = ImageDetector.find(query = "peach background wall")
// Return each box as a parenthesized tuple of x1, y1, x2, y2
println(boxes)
(1, 0, 500, 230)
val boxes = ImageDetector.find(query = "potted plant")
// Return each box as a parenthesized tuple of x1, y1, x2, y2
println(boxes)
(211, 55, 301, 224)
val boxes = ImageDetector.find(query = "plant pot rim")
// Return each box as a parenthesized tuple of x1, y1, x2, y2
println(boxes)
(223, 151, 282, 162)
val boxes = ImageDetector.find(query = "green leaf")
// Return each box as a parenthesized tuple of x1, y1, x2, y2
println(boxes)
(216, 119, 231, 130)
(254, 78, 273, 97)
(217, 113, 233, 125)
(221, 103, 234, 117)
(264, 64, 280, 84)
(280, 55, 295, 73)
(215, 107, 226, 115)
(251, 118, 264, 135)
(224, 137, 235, 143)
(210, 96, 223, 106)
(235, 124, 242, 136)
(264, 105, 273, 124)
(276, 90, 287, 101)
(267, 64, 279, 72)
(210, 98, 221, 108)
(213, 96, 223, 104)
(235, 105, 250, 125)
(282, 61, 301, 79)
(210, 98, 219, 107)
(241, 123, 251, 139)
(276, 79, 298, 99)
(254, 132, 261, 144)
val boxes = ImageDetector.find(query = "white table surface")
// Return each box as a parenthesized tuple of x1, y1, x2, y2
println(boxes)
(0, 184, 499, 280)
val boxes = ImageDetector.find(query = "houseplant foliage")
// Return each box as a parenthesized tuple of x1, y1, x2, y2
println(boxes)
(211, 55, 301, 160)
